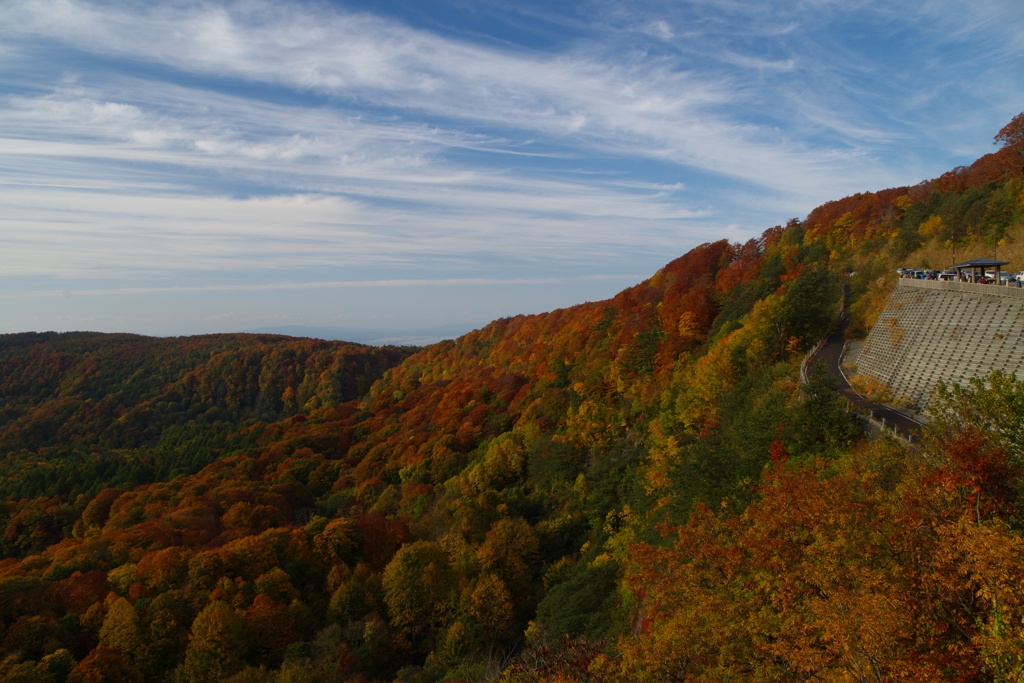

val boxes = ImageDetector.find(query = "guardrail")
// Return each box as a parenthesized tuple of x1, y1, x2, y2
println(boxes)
(901, 278, 1024, 299)
(799, 337, 827, 385)
(843, 399, 917, 445)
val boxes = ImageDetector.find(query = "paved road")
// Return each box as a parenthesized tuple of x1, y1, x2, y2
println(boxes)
(807, 301, 923, 441)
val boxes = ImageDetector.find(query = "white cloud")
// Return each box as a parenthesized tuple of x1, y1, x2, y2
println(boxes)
(0, 179, 712, 277)
(0, 0, 914, 199)
(646, 20, 674, 40)
(1, 0, 1022, 291)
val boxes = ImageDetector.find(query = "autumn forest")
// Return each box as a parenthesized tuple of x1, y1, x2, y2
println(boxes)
(4, 115, 1024, 682)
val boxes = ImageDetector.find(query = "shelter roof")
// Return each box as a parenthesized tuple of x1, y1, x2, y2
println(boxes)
(949, 258, 1010, 268)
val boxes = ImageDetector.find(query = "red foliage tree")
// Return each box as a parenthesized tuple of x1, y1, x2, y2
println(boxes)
(67, 646, 143, 683)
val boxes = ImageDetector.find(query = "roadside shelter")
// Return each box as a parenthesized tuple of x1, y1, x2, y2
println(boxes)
(949, 258, 1011, 283)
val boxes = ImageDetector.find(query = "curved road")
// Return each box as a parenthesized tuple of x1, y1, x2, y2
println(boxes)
(808, 298, 923, 441)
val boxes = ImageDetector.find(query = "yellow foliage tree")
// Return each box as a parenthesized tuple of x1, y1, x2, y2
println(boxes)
(477, 517, 541, 593)
(181, 601, 246, 683)
(98, 597, 142, 663)
(470, 574, 514, 636)
(919, 214, 944, 238)
(382, 541, 455, 635)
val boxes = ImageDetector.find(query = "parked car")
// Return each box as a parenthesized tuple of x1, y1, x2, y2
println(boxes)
(938, 270, 956, 281)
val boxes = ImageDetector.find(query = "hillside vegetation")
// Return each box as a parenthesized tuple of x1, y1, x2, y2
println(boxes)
(3, 116, 1024, 683)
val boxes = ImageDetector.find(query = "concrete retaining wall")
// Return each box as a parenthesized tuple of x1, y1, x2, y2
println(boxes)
(856, 279, 1024, 409)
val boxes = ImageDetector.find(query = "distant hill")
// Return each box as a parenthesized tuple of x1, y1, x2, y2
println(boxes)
(0, 331, 415, 502)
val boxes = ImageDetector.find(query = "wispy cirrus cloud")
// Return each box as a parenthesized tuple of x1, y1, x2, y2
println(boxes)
(0, 178, 706, 278)
(0, 0, 909, 198)
(0, 75, 715, 278)
(1, 0, 1022, 336)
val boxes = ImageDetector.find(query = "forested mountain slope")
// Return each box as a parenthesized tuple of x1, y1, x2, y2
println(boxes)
(2, 116, 1024, 683)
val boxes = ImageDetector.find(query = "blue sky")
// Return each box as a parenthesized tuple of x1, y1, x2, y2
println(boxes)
(2, 0, 1023, 343)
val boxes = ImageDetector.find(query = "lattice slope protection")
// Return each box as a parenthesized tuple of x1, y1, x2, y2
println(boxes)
(856, 280, 1024, 410)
